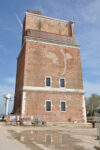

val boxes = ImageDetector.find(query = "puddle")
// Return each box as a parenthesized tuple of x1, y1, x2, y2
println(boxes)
(10, 130, 85, 150)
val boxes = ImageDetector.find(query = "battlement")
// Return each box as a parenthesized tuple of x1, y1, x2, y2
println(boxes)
(22, 10, 75, 45)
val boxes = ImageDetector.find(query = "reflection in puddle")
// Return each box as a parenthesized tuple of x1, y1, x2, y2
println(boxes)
(12, 130, 85, 150)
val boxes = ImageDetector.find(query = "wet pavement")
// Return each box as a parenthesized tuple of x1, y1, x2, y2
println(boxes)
(0, 122, 98, 150)
(10, 130, 85, 150)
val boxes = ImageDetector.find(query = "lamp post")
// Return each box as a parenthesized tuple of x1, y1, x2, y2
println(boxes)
(2, 93, 11, 116)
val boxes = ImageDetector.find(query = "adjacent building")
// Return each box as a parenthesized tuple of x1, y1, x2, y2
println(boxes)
(14, 10, 86, 122)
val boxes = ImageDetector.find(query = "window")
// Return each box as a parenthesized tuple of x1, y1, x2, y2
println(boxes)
(46, 135, 51, 144)
(46, 101, 51, 111)
(61, 101, 66, 111)
(60, 78, 65, 87)
(46, 77, 51, 87)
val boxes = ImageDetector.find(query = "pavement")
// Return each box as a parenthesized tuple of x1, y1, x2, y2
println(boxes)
(0, 123, 30, 150)
(0, 122, 99, 150)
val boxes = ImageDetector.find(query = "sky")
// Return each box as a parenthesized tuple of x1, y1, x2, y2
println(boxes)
(0, 0, 100, 114)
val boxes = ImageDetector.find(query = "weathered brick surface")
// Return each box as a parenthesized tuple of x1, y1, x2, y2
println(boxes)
(14, 10, 85, 122)
(15, 44, 26, 91)
(25, 91, 84, 122)
(25, 29, 73, 44)
(14, 44, 26, 114)
(23, 41, 83, 89)
(25, 15, 72, 36)
(13, 91, 22, 114)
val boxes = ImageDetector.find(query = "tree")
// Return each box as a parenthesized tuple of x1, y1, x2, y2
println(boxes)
(86, 94, 100, 116)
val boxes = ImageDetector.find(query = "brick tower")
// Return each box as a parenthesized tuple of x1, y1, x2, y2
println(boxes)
(14, 10, 87, 122)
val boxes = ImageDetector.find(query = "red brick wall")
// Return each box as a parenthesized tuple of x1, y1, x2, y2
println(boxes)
(14, 44, 26, 113)
(25, 91, 84, 122)
(14, 11, 85, 122)
(14, 91, 22, 114)
(25, 14, 72, 36)
(23, 41, 83, 89)
(15, 44, 26, 91)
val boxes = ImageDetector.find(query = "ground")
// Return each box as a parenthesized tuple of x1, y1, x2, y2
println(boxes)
(0, 122, 99, 150)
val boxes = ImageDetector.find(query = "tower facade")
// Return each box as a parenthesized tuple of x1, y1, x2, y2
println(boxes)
(14, 10, 86, 122)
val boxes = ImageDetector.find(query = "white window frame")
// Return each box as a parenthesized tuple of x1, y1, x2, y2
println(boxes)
(60, 100, 67, 112)
(59, 78, 66, 88)
(45, 76, 52, 87)
(44, 100, 53, 112)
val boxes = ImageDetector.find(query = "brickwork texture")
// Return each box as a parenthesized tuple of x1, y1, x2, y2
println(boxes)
(13, 10, 86, 122)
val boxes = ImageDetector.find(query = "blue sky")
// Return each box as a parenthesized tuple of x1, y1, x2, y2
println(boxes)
(0, 0, 100, 114)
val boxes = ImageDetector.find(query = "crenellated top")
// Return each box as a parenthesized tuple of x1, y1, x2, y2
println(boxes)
(22, 10, 76, 46)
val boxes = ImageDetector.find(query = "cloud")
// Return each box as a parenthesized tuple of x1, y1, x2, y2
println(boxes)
(0, 44, 6, 52)
(14, 12, 22, 29)
(37, 6, 48, 15)
(81, 0, 100, 23)
(0, 44, 8, 56)
(0, 44, 4, 49)
(5, 77, 15, 84)
(2, 26, 16, 32)
(39, 0, 75, 20)
(0, 84, 14, 98)
(84, 81, 100, 97)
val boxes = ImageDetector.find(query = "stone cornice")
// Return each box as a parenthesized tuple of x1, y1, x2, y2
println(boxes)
(17, 36, 80, 60)
(25, 36, 80, 49)
(18, 86, 85, 94)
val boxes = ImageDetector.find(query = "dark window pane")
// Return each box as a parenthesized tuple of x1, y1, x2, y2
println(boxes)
(61, 102, 65, 111)
(46, 78, 51, 86)
(60, 79, 65, 87)
(46, 101, 51, 111)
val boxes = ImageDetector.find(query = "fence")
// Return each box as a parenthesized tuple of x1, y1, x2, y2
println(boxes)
(94, 117, 100, 145)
